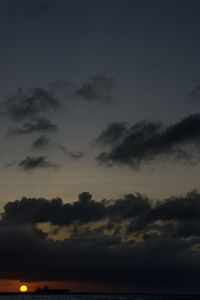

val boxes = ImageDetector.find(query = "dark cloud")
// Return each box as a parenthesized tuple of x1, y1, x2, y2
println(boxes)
(107, 193, 150, 220)
(68, 151, 84, 160)
(96, 114, 200, 168)
(2, 192, 106, 226)
(1, 76, 114, 127)
(74, 74, 115, 103)
(0, 87, 60, 122)
(0, 225, 200, 292)
(50, 74, 115, 104)
(3, 190, 199, 234)
(1, 192, 151, 228)
(60, 146, 84, 160)
(32, 135, 50, 150)
(4, 184, 200, 244)
(7, 118, 57, 137)
(150, 191, 200, 222)
(18, 156, 58, 172)
(125, 191, 200, 239)
(1, 191, 200, 293)
(96, 122, 127, 146)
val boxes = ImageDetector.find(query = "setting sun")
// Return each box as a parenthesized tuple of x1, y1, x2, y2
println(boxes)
(20, 285, 27, 293)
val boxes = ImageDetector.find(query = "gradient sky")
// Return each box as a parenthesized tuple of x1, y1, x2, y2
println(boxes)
(1, 0, 200, 294)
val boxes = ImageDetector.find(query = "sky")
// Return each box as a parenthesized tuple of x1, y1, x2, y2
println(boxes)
(1, 0, 200, 294)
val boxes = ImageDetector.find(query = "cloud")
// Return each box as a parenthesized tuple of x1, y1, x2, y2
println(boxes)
(67, 151, 84, 160)
(4, 160, 17, 168)
(60, 146, 84, 160)
(74, 74, 115, 103)
(0, 75, 114, 126)
(96, 114, 200, 168)
(2, 192, 106, 226)
(32, 135, 50, 150)
(8, 190, 200, 240)
(7, 118, 57, 137)
(0, 224, 199, 291)
(18, 156, 58, 172)
(0, 192, 151, 228)
(0, 87, 60, 122)
(1, 191, 200, 293)
(96, 122, 127, 146)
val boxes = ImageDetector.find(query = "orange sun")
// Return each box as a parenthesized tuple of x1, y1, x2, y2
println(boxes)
(20, 285, 28, 292)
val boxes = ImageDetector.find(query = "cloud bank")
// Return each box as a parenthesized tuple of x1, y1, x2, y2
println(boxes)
(1, 191, 200, 293)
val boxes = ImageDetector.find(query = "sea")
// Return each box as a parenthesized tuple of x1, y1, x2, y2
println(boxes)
(0, 294, 198, 300)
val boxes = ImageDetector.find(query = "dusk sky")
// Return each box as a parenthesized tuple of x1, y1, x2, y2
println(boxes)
(1, 0, 200, 294)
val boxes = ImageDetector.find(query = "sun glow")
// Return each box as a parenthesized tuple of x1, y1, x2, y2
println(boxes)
(20, 285, 27, 292)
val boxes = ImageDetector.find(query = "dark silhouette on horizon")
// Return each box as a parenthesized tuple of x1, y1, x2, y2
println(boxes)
(34, 285, 70, 295)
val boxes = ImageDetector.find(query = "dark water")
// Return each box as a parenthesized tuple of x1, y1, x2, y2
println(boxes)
(0, 295, 198, 300)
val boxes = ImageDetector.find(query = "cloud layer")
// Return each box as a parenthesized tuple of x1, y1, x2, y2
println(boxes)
(1, 191, 200, 293)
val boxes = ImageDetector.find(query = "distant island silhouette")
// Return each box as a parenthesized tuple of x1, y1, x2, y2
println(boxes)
(34, 286, 70, 295)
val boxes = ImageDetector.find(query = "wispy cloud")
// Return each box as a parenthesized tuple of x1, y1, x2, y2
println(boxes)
(0, 87, 60, 122)
(18, 156, 58, 172)
(60, 146, 84, 160)
(74, 74, 115, 103)
(32, 135, 51, 150)
(7, 118, 57, 137)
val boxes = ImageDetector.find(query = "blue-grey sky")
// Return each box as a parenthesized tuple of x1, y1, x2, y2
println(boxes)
(1, 0, 200, 293)
(0, 0, 200, 205)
